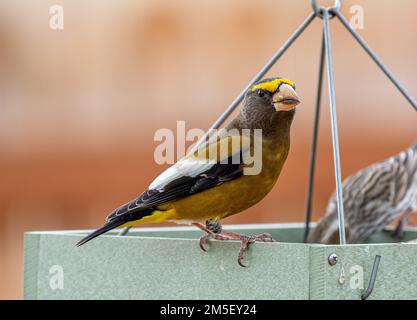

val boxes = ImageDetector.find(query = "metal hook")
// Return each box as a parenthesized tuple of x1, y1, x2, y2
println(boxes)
(361, 255, 382, 300)
(311, 0, 343, 19)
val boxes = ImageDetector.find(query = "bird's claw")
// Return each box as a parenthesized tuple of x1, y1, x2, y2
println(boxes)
(199, 233, 212, 252)
(237, 237, 253, 267)
(237, 233, 275, 267)
(199, 232, 230, 252)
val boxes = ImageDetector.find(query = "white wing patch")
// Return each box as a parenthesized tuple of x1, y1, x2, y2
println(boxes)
(148, 133, 253, 192)
(149, 158, 215, 191)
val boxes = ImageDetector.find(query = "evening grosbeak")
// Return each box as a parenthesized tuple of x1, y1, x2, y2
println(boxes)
(77, 77, 301, 266)
(308, 143, 417, 244)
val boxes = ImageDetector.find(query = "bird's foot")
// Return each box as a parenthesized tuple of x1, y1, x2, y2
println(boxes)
(198, 232, 231, 252)
(193, 223, 275, 267)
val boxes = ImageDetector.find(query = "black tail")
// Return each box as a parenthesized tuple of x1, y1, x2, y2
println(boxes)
(76, 219, 126, 247)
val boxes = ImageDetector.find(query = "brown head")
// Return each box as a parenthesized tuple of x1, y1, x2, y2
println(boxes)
(236, 77, 301, 138)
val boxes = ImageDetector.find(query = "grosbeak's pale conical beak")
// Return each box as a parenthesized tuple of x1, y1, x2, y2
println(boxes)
(273, 83, 300, 111)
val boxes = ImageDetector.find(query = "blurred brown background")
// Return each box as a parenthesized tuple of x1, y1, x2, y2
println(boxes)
(0, 0, 416, 299)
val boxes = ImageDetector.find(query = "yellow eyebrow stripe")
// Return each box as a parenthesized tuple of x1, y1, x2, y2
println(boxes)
(250, 78, 295, 93)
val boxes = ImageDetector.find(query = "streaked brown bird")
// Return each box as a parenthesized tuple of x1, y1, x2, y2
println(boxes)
(308, 143, 417, 244)
(77, 77, 301, 266)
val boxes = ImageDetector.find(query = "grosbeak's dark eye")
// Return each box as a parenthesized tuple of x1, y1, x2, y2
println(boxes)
(257, 90, 265, 98)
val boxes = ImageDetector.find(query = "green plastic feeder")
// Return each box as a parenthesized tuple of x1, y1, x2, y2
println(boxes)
(24, 223, 417, 300)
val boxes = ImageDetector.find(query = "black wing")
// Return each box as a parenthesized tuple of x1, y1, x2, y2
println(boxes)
(106, 156, 244, 222)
